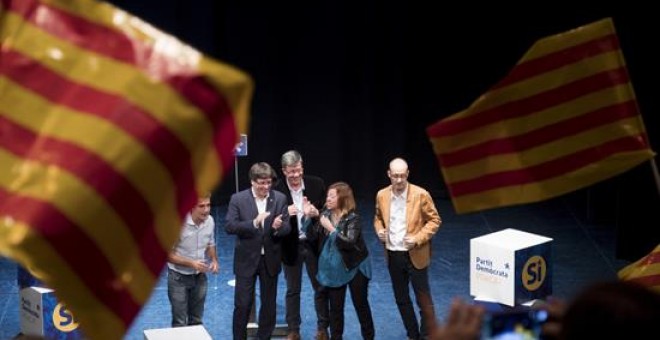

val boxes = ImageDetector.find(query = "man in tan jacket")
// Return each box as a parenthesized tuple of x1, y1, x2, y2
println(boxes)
(374, 157, 441, 340)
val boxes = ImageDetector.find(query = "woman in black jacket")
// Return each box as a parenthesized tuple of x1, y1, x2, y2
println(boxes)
(306, 181, 374, 340)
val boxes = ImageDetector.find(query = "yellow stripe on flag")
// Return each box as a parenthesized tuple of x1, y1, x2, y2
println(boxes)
(452, 149, 654, 213)
(0, 222, 126, 338)
(426, 18, 655, 214)
(0, 0, 254, 338)
(0, 149, 156, 304)
(0, 78, 180, 248)
(618, 244, 660, 293)
(441, 117, 647, 182)
(520, 18, 618, 63)
(43, 0, 253, 189)
(42, 0, 254, 127)
(430, 84, 636, 153)
(0, 10, 222, 195)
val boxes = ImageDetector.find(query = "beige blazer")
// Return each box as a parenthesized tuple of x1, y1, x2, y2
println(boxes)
(374, 183, 441, 269)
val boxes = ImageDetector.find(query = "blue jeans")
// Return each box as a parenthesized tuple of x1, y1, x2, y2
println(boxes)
(167, 268, 208, 327)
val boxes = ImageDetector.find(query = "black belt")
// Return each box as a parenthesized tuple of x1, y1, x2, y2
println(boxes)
(169, 268, 203, 276)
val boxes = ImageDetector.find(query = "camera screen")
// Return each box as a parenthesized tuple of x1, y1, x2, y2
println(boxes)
(481, 309, 548, 340)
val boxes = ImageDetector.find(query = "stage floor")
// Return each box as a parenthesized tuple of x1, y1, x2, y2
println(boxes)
(0, 196, 630, 339)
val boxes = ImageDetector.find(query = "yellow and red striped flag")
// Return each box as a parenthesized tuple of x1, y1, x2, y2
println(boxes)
(426, 18, 655, 214)
(618, 244, 660, 293)
(0, 0, 252, 338)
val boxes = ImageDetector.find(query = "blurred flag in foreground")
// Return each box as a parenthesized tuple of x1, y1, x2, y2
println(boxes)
(426, 18, 655, 214)
(618, 244, 660, 293)
(0, 0, 253, 338)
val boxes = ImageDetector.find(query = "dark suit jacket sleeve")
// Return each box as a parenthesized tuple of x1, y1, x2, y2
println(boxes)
(225, 191, 258, 238)
(269, 192, 291, 237)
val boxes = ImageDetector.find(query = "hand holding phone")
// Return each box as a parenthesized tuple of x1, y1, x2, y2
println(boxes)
(481, 309, 548, 340)
(433, 298, 484, 340)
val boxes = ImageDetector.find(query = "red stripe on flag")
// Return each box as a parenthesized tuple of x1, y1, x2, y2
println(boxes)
(0, 188, 140, 326)
(169, 75, 238, 179)
(0, 115, 167, 276)
(628, 274, 660, 288)
(439, 101, 639, 166)
(492, 34, 620, 90)
(448, 135, 648, 197)
(0, 49, 196, 218)
(5, 0, 237, 183)
(2, 0, 136, 63)
(427, 67, 630, 137)
(636, 251, 660, 266)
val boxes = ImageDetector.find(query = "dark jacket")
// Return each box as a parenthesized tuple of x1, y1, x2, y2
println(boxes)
(308, 211, 368, 270)
(273, 175, 326, 265)
(225, 188, 291, 277)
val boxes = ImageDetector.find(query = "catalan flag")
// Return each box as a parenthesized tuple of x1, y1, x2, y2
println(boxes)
(426, 18, 655, 214)
(618, 244, 660, 293)
(0, 0, 252, 338)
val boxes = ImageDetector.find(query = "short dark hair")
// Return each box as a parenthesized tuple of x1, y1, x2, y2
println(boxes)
(249, 162, 276, 181)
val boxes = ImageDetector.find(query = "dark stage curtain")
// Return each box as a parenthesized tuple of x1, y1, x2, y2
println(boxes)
(107, 1, 658, 259)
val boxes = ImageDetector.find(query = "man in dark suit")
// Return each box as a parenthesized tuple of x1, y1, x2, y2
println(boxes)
(274, 150, 328, 340)
(226, 162, 291, 340)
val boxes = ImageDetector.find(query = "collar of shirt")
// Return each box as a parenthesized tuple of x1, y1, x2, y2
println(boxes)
(251, 187, 270, 201)
(286, 178, 305, 194)
(288, 180, 305, 207)
(184, 213, 209, 228)
(287, 179, 307, 238)
(391, 186, 408, 201)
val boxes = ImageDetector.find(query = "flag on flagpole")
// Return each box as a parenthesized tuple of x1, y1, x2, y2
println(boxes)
(618, 244, 660, 293)
(426, 18, 655, 214)
(0, 0, 253, 338)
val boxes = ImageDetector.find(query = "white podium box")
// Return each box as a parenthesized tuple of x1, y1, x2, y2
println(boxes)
(20, 286, 84, 338)
(143, 325, 212, 340)
(470, 228, 553, 306)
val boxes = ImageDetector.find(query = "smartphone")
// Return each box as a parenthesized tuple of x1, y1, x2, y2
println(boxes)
(481, 309, 548, 340)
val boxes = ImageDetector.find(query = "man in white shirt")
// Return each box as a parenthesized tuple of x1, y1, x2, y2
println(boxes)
(167, 193, 219, 327)
(374, 158, 441, 340)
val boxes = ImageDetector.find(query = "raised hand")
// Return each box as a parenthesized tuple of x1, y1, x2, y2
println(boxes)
(302, 197, 319, 218)
(287, 203, 298, 217)
(254, 211, 271, 228)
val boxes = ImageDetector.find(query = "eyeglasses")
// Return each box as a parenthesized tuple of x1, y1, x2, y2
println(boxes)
(253, 179, 272, 186)
(283, 167, 303, 176)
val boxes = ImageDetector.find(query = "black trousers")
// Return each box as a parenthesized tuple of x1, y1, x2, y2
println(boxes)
(233, 256, 279, 340)
(387, 250, 436, 340)
(283, 241, 329, 331)
(327, 271, 374, 340)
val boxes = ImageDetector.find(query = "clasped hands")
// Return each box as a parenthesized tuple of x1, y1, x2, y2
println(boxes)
(287, 197, 319, 218)
(253, 211, 285, 230)
(191, 259, 219, 274)
(378, 229, 416, 249)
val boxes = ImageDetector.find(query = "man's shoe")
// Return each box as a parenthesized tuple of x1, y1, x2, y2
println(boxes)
(286, 331, 301, 340)
(315, 329, 329, 340)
